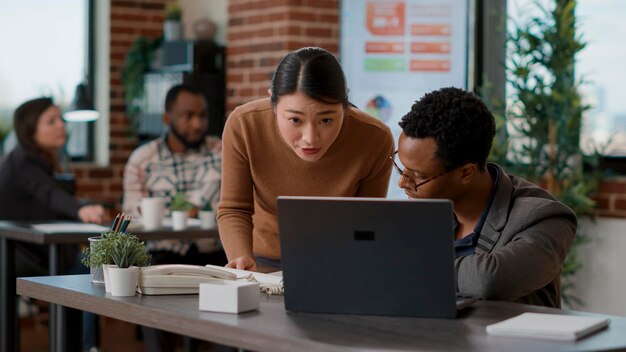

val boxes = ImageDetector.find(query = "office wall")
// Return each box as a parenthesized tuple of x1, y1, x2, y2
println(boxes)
(593, 178, 626, 217)
(181, 0, 228, 45)
(73, 0, 340, 207)
(571, 217, 626, 316)
(226, 0, 339, 113)
(73, 0, 168, 206)
(72, 0, 626, 220)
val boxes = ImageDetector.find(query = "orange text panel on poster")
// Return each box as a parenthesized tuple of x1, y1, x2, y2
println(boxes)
(366, 42, 405, 53)
(410, 60, 450, 72)
(411, 24, 451, 36)
(410, 42, 450, 54)
(367, 2, 405, 36)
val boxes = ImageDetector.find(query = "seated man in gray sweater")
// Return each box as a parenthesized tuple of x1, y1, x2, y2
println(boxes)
(392, 87, 576, 307)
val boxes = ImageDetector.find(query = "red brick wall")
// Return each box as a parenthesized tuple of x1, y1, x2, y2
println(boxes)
(73, 0, 168, 211)
(74, 0, 626, 219)
(594, 179, 626, 217)
(73, 0, 340, 212)
(226, 0, 339, 113)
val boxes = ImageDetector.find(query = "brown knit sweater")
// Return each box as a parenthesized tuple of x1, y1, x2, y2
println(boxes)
(217, 98, 394, 260)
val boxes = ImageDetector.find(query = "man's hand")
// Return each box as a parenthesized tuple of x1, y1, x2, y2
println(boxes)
(225, 256, 257, 271)
(78, 204, 106, 224)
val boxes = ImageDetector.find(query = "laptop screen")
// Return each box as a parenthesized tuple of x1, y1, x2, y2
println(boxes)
(278, 196, 458, 318)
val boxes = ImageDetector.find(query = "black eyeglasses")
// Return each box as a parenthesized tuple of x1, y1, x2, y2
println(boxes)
(389, 150, 446, 191)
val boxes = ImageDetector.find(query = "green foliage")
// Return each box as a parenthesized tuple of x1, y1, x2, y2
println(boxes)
(82, 232, 150, 269)
(164, 2, 182, 21)
(202, 200, 213, 212)
(121, 36, 163, 129)
(170, 193, 192, 211)
(492, 0, 600, 307)
(110, 234, 151, 268)
(0, 120, 11, 143)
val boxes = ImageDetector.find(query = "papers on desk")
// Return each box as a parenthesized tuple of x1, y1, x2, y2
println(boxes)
(486, 312, 610, 341)
(205, 264, 284, 295)
(127, 217, 202, 230)
(163, 217, 201, 227)
(136, 264, 283, 296)
(31, 223, 109, 233)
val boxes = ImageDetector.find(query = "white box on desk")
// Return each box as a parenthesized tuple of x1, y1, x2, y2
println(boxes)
(199, 280, 260, 313)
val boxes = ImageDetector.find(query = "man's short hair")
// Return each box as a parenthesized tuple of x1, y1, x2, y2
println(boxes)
(164, 84, 206, 112)
(398, 87, 496, 170)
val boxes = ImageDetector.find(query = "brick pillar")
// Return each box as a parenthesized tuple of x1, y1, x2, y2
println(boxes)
(226, 0, 340, 114)
(594, 179, 626, 217)
(73, 0, 168, 210)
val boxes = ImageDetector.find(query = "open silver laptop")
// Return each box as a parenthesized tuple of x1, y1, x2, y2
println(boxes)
(277, 196, 475, 318)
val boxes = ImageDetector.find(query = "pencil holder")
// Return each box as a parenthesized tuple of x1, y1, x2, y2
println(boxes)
(88, 236, 105, 284)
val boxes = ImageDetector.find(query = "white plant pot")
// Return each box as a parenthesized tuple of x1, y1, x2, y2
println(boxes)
(172, 211, 188, 231)
(102, 264, 117, 293)
(199, 210, 216, 229)
(164, 20, 183, 41)
(108, 266, 139, 297)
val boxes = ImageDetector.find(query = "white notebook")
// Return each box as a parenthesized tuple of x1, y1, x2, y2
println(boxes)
(486, 312, 610, 341)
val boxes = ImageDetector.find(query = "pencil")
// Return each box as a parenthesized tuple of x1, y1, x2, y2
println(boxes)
(120, 215, 132, 233)
(109, 213, 120, 233)
(114, 212, 125, 233)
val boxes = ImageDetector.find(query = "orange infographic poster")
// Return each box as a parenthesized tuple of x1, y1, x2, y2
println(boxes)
(341, 0, 469, 198)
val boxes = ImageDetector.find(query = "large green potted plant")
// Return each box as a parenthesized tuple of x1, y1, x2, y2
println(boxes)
(121, 35, 163, 132)
(491, 0, 599, 307)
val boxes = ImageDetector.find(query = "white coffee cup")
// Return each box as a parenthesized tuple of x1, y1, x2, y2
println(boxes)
(199, 210, 216, 229)
(140, 197, 164, 230)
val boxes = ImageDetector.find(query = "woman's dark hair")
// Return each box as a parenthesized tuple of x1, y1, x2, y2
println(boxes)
(398, 87, 496, 170)
(13, 97, 59, 167)
(14, 97, 55, 151)
(270, 47, 348, 107)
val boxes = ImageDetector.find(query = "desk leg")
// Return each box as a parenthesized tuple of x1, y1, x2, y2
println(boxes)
(49, 244, 58, 351)
(57, 307, 81, 352)
(0, 237, 17, 352)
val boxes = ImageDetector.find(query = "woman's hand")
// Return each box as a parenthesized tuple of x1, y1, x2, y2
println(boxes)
(78, 204, 106, 224)
(225, 256, 257, 271)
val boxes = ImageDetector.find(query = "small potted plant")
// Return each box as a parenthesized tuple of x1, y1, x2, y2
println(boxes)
(170, 193, 192, 230)
(199, 200, 216, 229)
(107, 234, 151, 297)
(163, 1, 182, 41)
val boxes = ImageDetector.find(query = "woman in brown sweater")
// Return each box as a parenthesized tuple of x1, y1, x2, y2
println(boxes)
(218, 47, 394, 271)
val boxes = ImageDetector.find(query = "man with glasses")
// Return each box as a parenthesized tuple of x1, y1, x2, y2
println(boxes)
(393, 87, 576, 308)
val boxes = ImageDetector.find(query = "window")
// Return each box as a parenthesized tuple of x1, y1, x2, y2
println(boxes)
(508, 0, 626, 156)
(577, 0, 626, 156)
(0, 0, 94, 160)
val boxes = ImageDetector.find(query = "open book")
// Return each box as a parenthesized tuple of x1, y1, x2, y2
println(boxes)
(136, 264, 283, 295)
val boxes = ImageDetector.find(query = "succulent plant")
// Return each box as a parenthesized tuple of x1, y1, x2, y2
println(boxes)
(82, 232, 150, 269)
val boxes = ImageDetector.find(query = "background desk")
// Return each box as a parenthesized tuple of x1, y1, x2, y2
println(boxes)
(17, 275, 626, 352)
(0, 221, 219, 352)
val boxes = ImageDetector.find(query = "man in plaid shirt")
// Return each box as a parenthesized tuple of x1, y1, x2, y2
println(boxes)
(123, 84, 227, 352)
(123, 83, 225, 264)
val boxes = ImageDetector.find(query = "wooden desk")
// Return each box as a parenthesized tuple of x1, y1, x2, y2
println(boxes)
(17, 275, 626, 352)
(0, 221, 218, 352)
